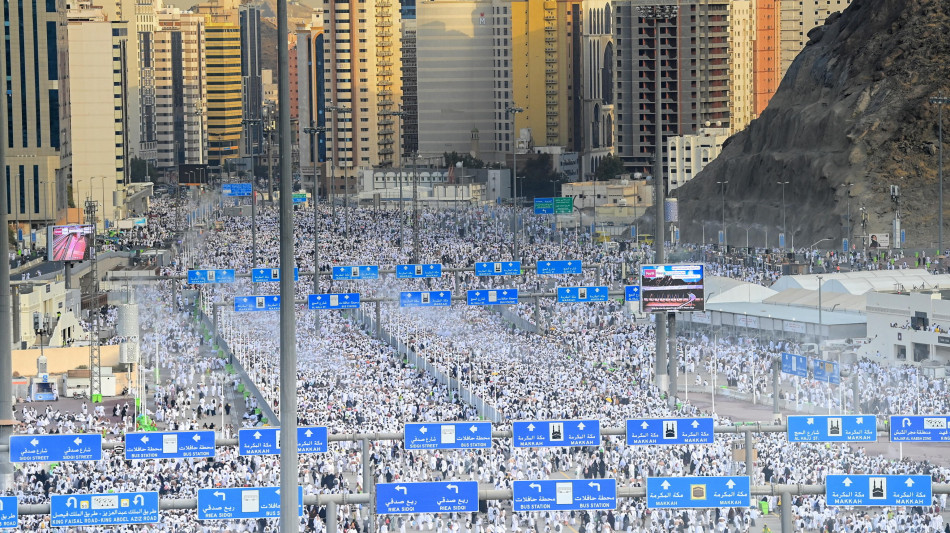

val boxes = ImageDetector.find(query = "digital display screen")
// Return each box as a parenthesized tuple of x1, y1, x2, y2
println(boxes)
(639, 264, 704, 312)
(48, 224, 93, 262)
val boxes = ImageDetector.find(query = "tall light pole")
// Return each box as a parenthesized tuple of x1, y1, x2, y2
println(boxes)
(303, 123, 326, 333)
(638, 3, 677, 397)
(326, 103, 350, 218)
(777, 180, 790, 249)
(506, 105, 524, 261)
(716, 180, 728, 248)
(382, 110, 406, 245)
(930, 96, 949, 254)
(816, 275, 823, 343)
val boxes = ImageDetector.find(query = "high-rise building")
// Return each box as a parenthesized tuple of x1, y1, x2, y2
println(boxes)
(135, 0, 161, 164)
(154, 9, 207, 169)
(510, 0, 580, 150)
(240, 4, 263, 160)
(753, 0, 779, 116)
(400, 18, 417, 159)
(614, 0, 729, 180)
(730, 0, 755, 133)
(296, 15, 326, 185)
(578, 0, 615, 179)
(780, 0, 851, 76)
(2, 0, 65, 228)
(416, 0, 509, 164)
(322, 0, 402, 192)
(206, 22, 241, 168)
(61, 1, 131, 228)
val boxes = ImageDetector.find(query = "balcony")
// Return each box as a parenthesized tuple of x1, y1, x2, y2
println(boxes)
(376, 0, 390, 6)
(377, 60, 392, 67)
(378, 119, 394, 126)
(379, 89, 393, 97)
(379, 148, 394, 156)
(545, 36, 556, 42)
(379, 128, 394, 136)
(378, 70, 393, 77)
(379, 99, 395, 106)
(545, 56, 557, 63)
(379, 138, 394, 145)
(545, 67, 557, 74)
(546, 89, 558, 95)
(376, 30, 392, 38)
(376, 20, 391, 27)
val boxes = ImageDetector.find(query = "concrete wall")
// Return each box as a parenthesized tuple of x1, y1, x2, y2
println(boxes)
(12, 345, 121, 377)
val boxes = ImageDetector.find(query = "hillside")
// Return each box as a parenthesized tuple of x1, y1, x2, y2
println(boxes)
(674, 0, 950, 249)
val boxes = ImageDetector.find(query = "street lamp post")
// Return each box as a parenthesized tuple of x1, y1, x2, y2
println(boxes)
(382, 110, 406, 245)
(506, 105, 524, 261)
(326, 103, 350, 219)
(930, 96, 950, 254)
(302, 123, 326, 333)
(716, 180, 728, 248)
(777, 180, 790, 249)
(816, 275, 823, 343)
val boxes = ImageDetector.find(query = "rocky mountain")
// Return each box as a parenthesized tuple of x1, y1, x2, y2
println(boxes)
(674, 0, 950, 250)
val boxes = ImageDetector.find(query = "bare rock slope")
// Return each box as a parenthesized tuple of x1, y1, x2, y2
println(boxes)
(675, 0, 950, 249)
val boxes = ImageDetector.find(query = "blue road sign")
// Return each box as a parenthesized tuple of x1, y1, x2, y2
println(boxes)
(779, 233, 786, 249)
(781, 352, 808, 378)
(238, 427, 329, 455)
(297, 426, 329, 453)
(234, 295, 280, 312)
(812, 358, 840, 384)
(0, 497, 16, 529)
(466, 288, 518, 306)
(536, 260, 583, 275)
(474, 261, 521, 276)
(331, 265, 379, 280)
(399, 291, 453, 308)
(556, 286, 609, 303)
(307, 293, 361, 310)
(404, 422, 492, 450)
(251, 267, 299, 282)
(842, 238, 849, 253)
(513, 479, 617, 512)
(187, 269, 236, 284)
(625, 285, 641, 302)
(512, 420, 600, 448)
(10, 434, 102, 462)
(890, 415, 950, 442)
(534, 198, 554, 214)
(197, 486, 303, 520)
(238, 428, 279, 455)
(376, 481, 478, 515)
(901, 229, 906, 245)
(647, 476, 751, 509)
(50, 491, 159, 527)
(222, 183, 252, 197)
(626, 417, 715, 445)
(826, 475, 931, 507)
(787, 415, 877, 442)
(396, 263, 443, 279)
(125, 431, 215, 460)
(718, 231, 724, 245)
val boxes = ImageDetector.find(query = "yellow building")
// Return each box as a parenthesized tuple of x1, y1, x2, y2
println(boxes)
(729, 0, 756, 133)
(205, 22, 243, 167)
(511, 0, 579, 149)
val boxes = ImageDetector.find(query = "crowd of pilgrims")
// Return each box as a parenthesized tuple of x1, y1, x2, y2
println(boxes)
(6, 190, 950, 532)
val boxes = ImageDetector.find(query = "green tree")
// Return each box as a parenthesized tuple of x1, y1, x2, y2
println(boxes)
(593, 154, 625, 181)
(520, 154, 561, 199)
(129, 157, 158, 182)
(442, 151, 485, 169)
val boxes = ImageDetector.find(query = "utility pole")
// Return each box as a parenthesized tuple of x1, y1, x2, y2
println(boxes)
(930, 96, 949, 254)
(275, 0, 299, 524)
(303, 123, 326, 333)
(85, 199, 103, 403)
(638, 3, 677, 395)
(0, 36, 15, 489)
(506, 105, 524, 261)
(413, 154, 420, 263)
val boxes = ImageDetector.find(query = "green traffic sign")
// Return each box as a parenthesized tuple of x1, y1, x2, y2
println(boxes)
(554, 197, 574, 214)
